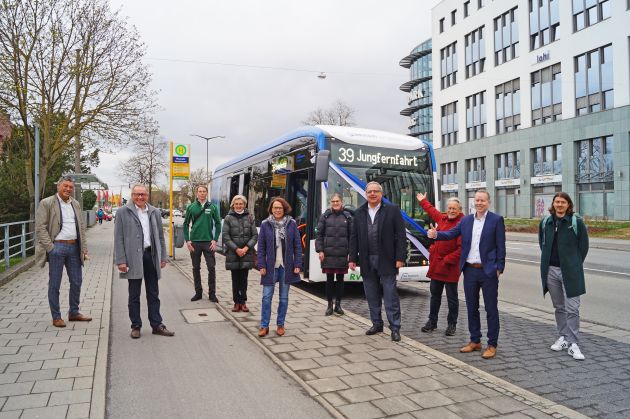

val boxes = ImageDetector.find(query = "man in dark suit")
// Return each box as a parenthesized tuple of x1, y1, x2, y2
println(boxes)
(349, 181, 407, 342)
(428, 189, 506, 359)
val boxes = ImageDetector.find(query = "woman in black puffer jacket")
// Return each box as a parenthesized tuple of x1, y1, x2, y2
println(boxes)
(222, 195, 258, 313)
(315, 193, 353, 316)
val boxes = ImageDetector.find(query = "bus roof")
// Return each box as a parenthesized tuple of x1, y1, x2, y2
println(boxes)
(214, 125, 429, 174)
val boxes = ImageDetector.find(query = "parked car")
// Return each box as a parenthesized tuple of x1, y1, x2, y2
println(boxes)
(160, 208, 170, 218)
(172, 209, 183, 217)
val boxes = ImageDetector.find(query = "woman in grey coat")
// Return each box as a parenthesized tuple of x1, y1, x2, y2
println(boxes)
(222, 195, 258, 313)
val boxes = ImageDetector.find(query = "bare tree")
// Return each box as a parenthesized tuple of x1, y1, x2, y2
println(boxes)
(302, 99, 356, 126)
(179, 168, 211, 204)
(0, 0, 158, 216)
(118, 136, 168, 204)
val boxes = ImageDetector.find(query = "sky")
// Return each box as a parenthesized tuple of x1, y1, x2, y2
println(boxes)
(99, 0, 440, 194)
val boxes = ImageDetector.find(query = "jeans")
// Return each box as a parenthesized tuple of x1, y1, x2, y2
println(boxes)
(260, 267, 290, 328)
(48, 242, 83, 319)
(231, 269, 249, 304)
(325, 273, 345, 302)
(128, 249, 163, 329)
(547, 266, 581, 344)
(463, 266, 499, 347)
(190, 242, 216, 296)
(428, 279, 459, 326)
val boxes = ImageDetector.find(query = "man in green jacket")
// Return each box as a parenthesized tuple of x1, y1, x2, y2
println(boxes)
(539, 192, 589, 360)
(183, 185, 222, 302)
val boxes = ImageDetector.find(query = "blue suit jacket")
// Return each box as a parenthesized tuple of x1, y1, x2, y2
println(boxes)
(436, 211, 506, 278)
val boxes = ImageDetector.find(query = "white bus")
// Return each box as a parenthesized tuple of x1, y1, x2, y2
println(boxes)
(211, 125, 438, 282)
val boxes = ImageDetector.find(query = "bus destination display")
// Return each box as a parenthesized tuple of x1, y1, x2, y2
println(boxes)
(331, 143, 422, 169)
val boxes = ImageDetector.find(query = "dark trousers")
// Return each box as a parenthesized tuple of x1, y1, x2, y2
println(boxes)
(428, 279, 459, 326)
(231, 269, 249, 304)
(362, 255, 401, 331)
(190, 242, 216, 296)
(325, 273, 345, 302)
(128, 249, 163, 329)
(47, 242, 83, 319)
(463, 266, 499, 347)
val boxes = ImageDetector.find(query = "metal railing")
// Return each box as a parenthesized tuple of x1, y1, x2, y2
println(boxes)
(1, 220, 36, 270)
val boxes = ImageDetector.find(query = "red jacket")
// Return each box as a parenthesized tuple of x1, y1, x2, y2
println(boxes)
(420, 199, 463, 283)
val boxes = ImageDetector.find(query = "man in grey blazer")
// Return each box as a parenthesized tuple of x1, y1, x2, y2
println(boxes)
(114, 184, 174, 338)
(35, 175, 91, 327)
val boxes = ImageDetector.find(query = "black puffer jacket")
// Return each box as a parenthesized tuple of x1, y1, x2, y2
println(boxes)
(222, 209, 258, 271)
(315, 208, 353, 269)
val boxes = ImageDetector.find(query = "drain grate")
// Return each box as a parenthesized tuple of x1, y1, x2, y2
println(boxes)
(180, 308, 225, 324)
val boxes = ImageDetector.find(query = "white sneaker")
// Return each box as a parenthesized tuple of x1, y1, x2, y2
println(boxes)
(568, 343, 585, 360)
(550, 336, 568, 351)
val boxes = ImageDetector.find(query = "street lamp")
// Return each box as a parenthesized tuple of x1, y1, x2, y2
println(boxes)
(190, 134, 226, 183)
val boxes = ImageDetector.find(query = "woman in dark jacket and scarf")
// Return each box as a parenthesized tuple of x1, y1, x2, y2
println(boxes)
(222, 195, 258, 313)
(315, 193, 353, 316)
(256, 197, 302, 338)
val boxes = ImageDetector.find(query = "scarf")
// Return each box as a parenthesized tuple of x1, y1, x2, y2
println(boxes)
(267, 214, 290, 247)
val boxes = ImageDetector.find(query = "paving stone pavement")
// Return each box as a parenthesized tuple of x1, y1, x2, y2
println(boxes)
(0, 222, 112, 418)
(171, 250, 587, 419)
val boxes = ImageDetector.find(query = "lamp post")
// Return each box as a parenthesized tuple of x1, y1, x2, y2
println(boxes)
(190, 134, 226, 183)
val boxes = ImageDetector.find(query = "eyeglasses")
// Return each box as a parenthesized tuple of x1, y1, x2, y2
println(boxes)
(132, 193, 147, 197)
(366, 190, 381, 194)
(272, 206, 284, 210)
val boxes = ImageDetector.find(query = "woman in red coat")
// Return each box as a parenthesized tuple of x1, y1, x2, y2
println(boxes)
(417, 192, 463, 336)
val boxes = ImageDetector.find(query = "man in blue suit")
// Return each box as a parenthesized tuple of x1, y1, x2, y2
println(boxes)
(428, 190, 506, 359)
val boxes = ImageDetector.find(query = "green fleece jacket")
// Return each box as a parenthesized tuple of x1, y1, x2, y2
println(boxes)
(183, 200, 221, 242)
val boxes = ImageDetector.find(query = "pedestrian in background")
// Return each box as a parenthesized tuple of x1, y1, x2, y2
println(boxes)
(183, 185, 222, 302)
(222, 195, 258, 313)
(539, 192, 589, 360)
(114, 184, 173, 339)
(35, 175, 91, 327)
(256, 197, 302, 337)
(417, 192, 463, 336)
(97, 207, 104, 224)
(316, 193, 353, 316)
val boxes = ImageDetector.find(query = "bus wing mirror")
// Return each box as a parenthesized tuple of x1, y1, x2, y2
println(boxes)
(314, 150, 330, 182)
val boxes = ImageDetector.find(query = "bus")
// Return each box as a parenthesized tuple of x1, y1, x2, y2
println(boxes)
(211, 125, 437, 282)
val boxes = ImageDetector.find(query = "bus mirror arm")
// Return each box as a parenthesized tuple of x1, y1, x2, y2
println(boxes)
(314, 150, 330, 182)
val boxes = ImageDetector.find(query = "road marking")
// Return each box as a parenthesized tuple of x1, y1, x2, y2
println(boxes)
(507, 257, 630, 277)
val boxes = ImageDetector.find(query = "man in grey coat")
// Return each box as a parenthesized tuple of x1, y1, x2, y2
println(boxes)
(114, 184, 174, 339)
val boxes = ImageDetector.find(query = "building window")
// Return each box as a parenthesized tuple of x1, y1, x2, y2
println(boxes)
(466, 157, 486, 182)
(575, 44, 613, 115)
(529, 0, 560, 50)
(440, 42, 458, 89)
(440, 18, 444, 33)
(441, 161, 458, 185)
(478, 0, 486, 9)
(573, 0, 611, 32)
(466, 91, 486, 141)
(465, 26, 486, 78)
(464, 1, 470, 17)
(576, 136, 614, 183)
(451, 9, 457, 26)
(532, 144, 562, 176)
(496, 151, 521, 179)
(494, 7, 519, 66)
(531, 63, 561, 125)
(441, 101, 458, 147)
(496, 78, 521, 133)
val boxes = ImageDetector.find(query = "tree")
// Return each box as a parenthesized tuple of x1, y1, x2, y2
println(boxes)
(302, 99, 356, 126)
(118, 136, 168, 204)
(0, 0, 158, 217)
(179, 168, 211, 204)
(82, 190, 96, 210)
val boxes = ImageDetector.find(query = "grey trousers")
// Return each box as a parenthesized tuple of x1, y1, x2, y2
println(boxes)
(547, 266, 581, 344)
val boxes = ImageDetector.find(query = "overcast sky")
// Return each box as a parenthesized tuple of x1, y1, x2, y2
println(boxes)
(100, 0, 440, 193)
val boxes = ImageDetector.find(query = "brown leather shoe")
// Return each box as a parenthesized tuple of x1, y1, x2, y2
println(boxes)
(68, 313, 92, 322)
(152, 324, 174, 337)
(276, 326, 285, 336)
(482, 345, 497, 359)
(240, 304, 250, 312)
(52, 318, 66, 328)
(460, 342, 482, 353)
(231, 304, 241, 312)
(258, 327, 269, 337)
(130, 328, 141, 339)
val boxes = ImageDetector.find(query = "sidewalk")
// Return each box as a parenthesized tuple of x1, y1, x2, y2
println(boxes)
(172, 250, 586, 419)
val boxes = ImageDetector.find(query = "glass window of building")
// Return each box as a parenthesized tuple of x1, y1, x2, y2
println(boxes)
(478, 0, 486, 9)
(466, 91, 486, 141)
(441, 101, 458, 147)
(465, 26, 486, 79)
(440, 18, 444, 33)
(573, 0, 611, 32)
(441, 161, 458, 185)
(451, 9, 457, 26)
(575, 44, 613, 115)
(494, 7, 519, 66)
(496, 151, 521, 179)
(496, 78, 521, 133)
(440, 42, 458, 89)
(532, 144, 561, 176)
(464, 1, 470, 17)
(576, 136, 614, 218)
(531, 63, 561, 125)
(529, 0, 560, 50)
(466, 157, 486, 182)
